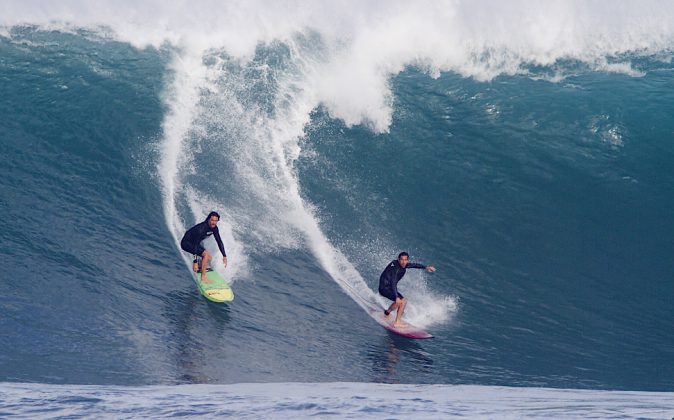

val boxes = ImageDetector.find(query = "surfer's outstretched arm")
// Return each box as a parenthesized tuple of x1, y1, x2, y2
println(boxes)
(407, 262, 436, 273)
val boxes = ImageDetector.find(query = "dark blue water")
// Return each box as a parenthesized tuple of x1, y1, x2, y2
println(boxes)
(1, 23, 673, 398)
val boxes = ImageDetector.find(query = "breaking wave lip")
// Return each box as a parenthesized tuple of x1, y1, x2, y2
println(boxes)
(3, 1, 674, 131)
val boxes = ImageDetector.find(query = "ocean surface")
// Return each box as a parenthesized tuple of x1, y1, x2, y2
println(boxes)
(1, 1, 674, 417)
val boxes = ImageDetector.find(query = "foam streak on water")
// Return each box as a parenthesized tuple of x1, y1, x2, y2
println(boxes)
(1, 382, 673, 419)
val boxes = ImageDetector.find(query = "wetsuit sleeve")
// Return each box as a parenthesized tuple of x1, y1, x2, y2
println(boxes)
(406, 262, 426, 269)
(212, 228, 227, 257)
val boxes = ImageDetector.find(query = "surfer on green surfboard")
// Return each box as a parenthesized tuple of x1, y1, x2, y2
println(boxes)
(180, 211, 228, 284)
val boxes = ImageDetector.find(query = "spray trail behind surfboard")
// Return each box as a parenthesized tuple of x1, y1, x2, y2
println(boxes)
(155, 44, 386, 315)
(151, 19, 461, 327)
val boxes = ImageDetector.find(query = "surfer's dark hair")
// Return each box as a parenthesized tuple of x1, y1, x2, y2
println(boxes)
(398, 251, 409, 259)
(206, 211, 220, 220)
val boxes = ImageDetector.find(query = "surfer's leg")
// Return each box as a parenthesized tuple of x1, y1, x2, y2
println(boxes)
(200, 250, 212, 283)
(182, 241, 201, 273)
(385, 301, 398, 318)
(393, 297, 408, 327)
(380, 288, 398, 318)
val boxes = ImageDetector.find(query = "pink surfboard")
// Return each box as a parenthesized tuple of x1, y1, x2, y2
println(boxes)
(369, 309, 434, 339)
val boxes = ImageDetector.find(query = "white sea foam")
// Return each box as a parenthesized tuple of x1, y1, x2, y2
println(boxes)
(155, 50, 211, 265)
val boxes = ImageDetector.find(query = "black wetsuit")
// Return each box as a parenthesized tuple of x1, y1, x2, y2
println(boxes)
(378, 260, 426, 301)
(180, 221, 227, 258)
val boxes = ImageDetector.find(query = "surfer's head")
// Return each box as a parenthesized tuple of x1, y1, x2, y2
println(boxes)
(206, 211, 220, 228)
(398, 251, 409, 267)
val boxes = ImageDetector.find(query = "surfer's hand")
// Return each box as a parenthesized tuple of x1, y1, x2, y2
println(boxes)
(426, 266, 436, 273)
(223, 256, 228, 267)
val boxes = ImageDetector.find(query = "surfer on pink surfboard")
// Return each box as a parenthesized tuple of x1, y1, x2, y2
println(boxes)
(378, 252, 435, 328)
(180, 211, 228, 284)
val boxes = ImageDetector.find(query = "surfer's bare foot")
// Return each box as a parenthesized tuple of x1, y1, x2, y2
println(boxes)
(393, 322, 408, 328)
(201, 275, 212, 284)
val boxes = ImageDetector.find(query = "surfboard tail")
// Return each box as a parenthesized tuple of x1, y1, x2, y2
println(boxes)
(369, 309, 433, 339)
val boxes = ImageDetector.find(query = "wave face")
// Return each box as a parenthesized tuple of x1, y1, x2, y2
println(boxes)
(1, 2, 673, 391)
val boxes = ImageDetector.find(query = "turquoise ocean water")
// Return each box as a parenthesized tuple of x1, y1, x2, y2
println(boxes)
(1, 2, 673, 417)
